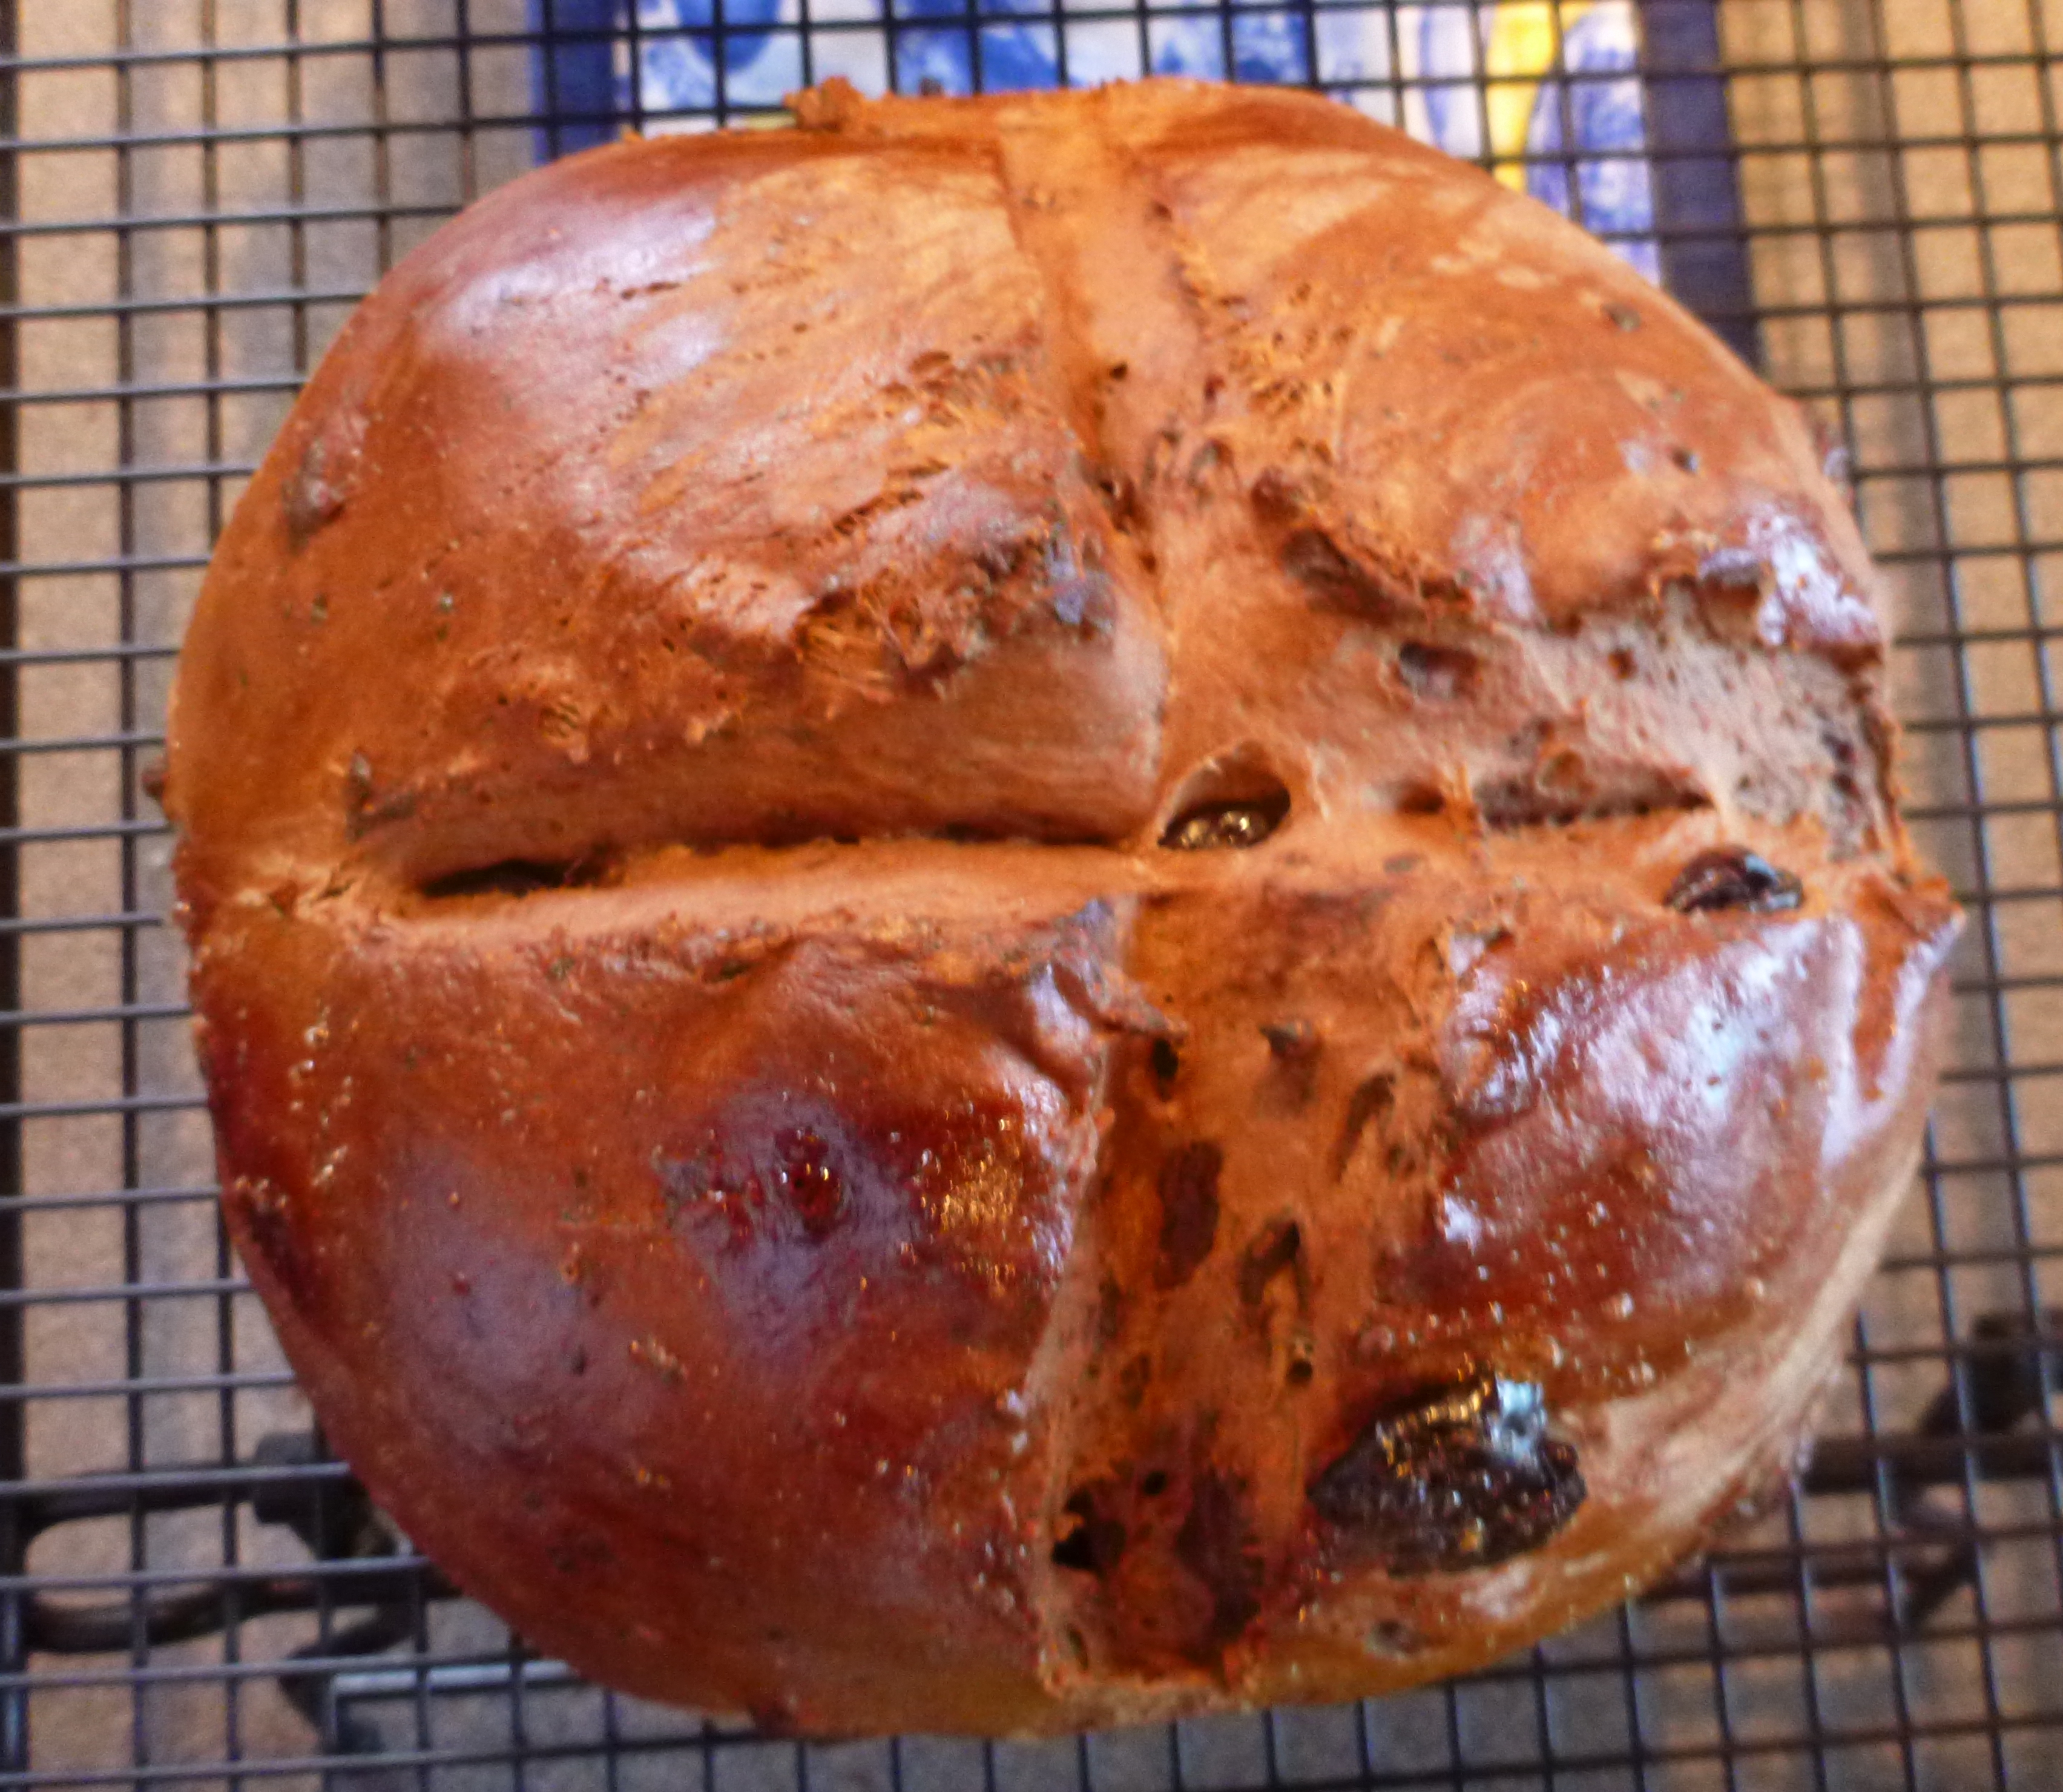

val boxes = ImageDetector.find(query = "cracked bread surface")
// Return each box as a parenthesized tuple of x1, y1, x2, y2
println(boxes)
(165, 78, 1960, 1734)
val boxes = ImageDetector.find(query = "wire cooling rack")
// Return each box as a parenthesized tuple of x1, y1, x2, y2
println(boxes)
(1, 1, 2060, 1787)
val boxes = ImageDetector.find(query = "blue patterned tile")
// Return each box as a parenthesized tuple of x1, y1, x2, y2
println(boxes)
(590, 0, 1670, 282)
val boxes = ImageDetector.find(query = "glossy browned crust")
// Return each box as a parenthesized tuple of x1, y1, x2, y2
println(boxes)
(165, 79, 1961, 1734)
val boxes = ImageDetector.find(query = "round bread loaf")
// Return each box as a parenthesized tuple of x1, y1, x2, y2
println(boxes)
(164, 77, 1961, 1734)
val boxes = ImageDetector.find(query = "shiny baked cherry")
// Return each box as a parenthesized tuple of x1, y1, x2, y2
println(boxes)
(1159, 787, 1291, 849)
(1308, 1367, 1584, 1572)
(1665, 848, 1804, 914)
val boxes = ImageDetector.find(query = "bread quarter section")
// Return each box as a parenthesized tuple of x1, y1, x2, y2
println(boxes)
(165, 128, 1167, 911)
(192, 863, 1151, 1733)
(1034, 825, 1956, 1712)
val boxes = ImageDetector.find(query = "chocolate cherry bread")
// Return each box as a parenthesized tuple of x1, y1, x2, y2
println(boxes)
(162, 78, 1961, 1734)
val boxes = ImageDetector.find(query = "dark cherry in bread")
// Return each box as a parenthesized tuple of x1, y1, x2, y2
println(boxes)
(163, 77, 1961, 1734)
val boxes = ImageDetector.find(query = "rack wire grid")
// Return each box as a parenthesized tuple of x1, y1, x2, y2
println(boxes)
(1, 0, 2060, 1787)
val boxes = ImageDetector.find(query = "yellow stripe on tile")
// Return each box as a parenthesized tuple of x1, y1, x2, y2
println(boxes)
(1484, 1, 1594, 193)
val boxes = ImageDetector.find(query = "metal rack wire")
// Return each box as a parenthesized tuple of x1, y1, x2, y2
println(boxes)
(1, 1, 2058, 1787)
